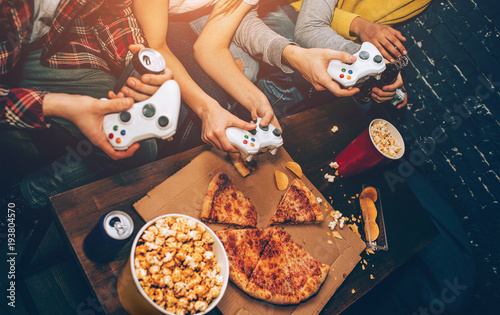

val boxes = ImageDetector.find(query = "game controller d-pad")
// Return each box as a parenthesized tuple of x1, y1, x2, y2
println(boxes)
(327, 42, 386, 88)
(102, 80, 181, 150)
(225, 118, 284, 162)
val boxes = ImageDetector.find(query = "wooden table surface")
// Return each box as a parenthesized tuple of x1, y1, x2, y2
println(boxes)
(50, 98, 438, 315)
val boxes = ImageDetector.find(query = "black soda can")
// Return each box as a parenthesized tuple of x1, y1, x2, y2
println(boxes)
(83, 211, 134, 262)
(113, 48, 166, 93)
(353, 55, 409, 104)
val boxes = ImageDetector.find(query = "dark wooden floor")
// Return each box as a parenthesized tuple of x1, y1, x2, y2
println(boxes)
(0, 220, 99, 315)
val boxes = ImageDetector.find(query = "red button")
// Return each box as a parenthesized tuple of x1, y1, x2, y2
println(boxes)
(108, 133, 114, 139)
(339, 74, 344, 79)
(243, 140, 248, 144)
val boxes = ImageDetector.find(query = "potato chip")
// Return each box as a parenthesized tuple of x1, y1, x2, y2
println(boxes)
(274, 171, 289, 191)
(285, 161, 303, 178)
(360, 186, 378, 202)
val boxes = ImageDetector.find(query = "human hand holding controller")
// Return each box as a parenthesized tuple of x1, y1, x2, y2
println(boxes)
(225, 118, 284, 162)
(327, 42, 386, 88)
(102, 80, 181, 150)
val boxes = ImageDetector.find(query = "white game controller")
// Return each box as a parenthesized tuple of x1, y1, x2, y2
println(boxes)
(327, 42, 386, 88)
(226, 118, 284, 162)
(102, 80, 181, 150)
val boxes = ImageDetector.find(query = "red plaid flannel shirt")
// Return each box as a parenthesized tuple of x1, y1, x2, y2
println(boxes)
(0, 0, 147, 129)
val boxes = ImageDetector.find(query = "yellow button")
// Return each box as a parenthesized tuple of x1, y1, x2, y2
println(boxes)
(347, 75, 351, 80)
(250, 143, 255, 147)
(116, 138, 122, 144)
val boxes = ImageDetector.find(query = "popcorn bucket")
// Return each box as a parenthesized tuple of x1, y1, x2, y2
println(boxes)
(335, 119, 405, 177)
(117, 214, 229, 315)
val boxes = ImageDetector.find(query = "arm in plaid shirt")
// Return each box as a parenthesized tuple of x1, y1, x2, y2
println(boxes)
(0, 0, 146, 129)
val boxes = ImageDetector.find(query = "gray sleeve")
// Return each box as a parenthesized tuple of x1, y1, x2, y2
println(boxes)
(232, 8, 295, 73)
(294, 0, 360, 54)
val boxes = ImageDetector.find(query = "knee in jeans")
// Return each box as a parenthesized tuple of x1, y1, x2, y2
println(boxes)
(125, 138, 157, 167)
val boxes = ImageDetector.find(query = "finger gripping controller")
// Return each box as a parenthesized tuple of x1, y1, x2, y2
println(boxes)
(327, 42, 386, 88)
(225, 118, 284, 161)
(103, 80, 181, 150)
(114, 48, 166, 94)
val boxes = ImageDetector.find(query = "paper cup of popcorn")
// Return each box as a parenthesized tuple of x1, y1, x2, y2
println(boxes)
(335, 119, 405, 177)
(117, 214, 229, 315)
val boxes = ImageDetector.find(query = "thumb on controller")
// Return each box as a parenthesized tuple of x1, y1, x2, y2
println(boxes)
(231, 116, 257, 131)
(328, 50, 356, 64)
(99, 97, 134, 115)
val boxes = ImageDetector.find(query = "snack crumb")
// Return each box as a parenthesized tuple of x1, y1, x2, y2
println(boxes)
(328, 221, 337, 230)
(332, 231, 343, 239)
(327, 240, 333, 245)
(370, 274, 375, 280)
(317, 197, 323, 204)
(351, 289, 356, 294)
(362, 265, 366, 270)
(339, 217, 345, 229)
(331, 126, 339, 133)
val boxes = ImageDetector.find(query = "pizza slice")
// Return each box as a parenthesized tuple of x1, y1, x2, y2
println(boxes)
(282, 236, 330, 302)
(215, 228, 271, 290)
(201, 172, 257, 227)
(245, 227, 300, 305)
(269, 179, 324, 225)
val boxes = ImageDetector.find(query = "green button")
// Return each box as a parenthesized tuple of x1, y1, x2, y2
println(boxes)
(244, 135, 249, 139)
(341, 68, 346, 72)
(113, 125, 118, 131)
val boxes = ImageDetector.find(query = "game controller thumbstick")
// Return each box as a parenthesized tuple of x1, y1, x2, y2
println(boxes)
(327, 42, 386, 88)
(225, 118, 284, 161)
(103, 80, 181, 150)
(114, 48, 166, 94)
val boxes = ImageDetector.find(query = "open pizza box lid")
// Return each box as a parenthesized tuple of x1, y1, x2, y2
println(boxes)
(134, 147, 366, 314)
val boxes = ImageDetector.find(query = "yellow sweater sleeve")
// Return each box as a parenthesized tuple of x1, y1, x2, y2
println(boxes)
(331, 8, 359, 40)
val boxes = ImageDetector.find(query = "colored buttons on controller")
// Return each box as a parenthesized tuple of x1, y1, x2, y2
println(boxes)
(249, 129, 257, 135)
(108, 133, 114, 139)
(348, 70, 353, 74)
(113, 125, 118, 131)
(359, 51, 370, 60)
(120, 111, 131, 123)
(347, 75, 352, 80)
(259, 124, 269, 131)
(250, 143, 255, 147)
(273, 129, 281, 136)
(244, 135, 249, 139)
(121, 130, 126, 136)
(243, 140, 248, 144)
(340, 74, 344, 79)
(158, 116, 169, 127)
(142, 103, 156, 118)
(116, 138, 122, 144)
(341, 68, 346, 72)
(374, 55, 383, 63)
(251, 138, 255, 142)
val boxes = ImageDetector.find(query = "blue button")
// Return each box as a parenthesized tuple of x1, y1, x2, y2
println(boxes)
(348, 70, 353, 74)
(121, 130, 126, 136)
(251, 138, 255, 142)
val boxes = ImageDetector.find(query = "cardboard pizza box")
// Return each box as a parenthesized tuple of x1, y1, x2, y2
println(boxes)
(134, 147, 366, 314)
